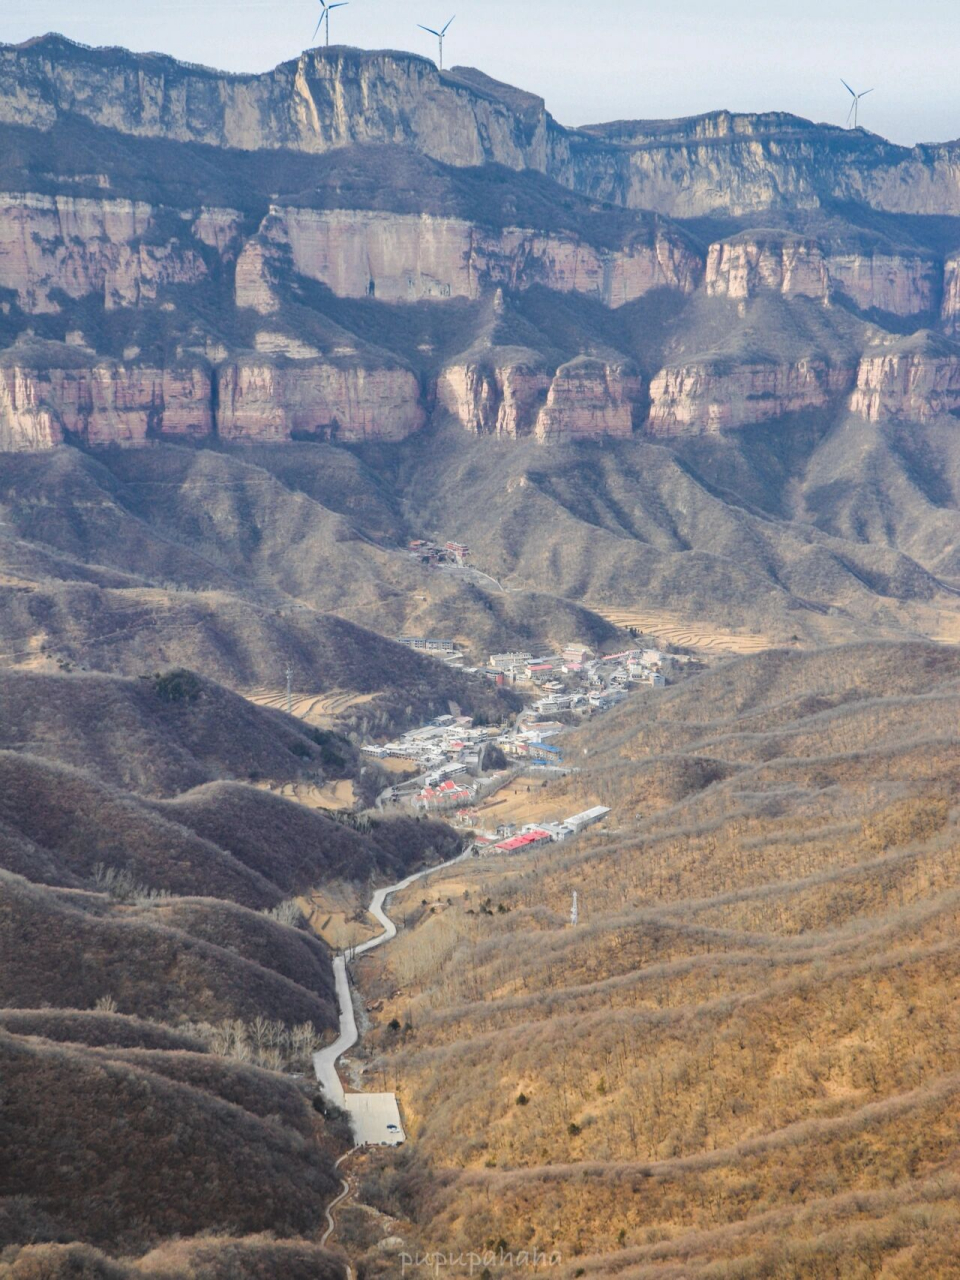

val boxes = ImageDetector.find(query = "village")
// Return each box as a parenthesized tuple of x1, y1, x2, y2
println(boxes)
(364, 638, 680, 852)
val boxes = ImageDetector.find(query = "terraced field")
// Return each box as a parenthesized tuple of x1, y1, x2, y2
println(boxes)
(596, 608, 774, 655)
(243, 687, 376, 727)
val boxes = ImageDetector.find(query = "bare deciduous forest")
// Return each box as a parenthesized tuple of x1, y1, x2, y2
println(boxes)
(347, 643, 960, 1276)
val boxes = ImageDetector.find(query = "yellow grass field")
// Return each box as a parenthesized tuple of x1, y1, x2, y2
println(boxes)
(254, 778, 357, 813)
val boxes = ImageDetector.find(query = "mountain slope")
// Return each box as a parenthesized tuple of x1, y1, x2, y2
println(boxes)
(345, 640, 960, 1275)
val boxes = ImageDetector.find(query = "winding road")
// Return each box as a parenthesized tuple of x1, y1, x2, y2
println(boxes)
(313, 849, 471, 1142)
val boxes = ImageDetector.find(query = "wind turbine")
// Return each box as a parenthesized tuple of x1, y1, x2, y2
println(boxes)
(418, 15, 455, 70)
(314, 0, 348, 48)
(842, 79, 873, 129)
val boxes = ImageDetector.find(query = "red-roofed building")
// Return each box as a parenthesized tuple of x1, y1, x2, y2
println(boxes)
(417, 781, 472, 810)
(493, 829, 554, 853)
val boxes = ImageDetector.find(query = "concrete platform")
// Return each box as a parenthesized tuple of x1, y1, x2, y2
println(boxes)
(343, 1091, 406, 1145)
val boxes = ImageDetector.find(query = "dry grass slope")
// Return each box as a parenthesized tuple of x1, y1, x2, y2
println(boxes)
(344, 641, 960, 1276)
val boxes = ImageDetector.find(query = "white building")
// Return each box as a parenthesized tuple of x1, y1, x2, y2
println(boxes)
(565, 806, 611, 833)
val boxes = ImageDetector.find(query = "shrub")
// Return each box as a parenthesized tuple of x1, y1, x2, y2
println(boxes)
(152, 669, 202, 704)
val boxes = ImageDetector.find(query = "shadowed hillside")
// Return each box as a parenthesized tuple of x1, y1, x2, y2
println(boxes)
(0, 1028, 341, 1251)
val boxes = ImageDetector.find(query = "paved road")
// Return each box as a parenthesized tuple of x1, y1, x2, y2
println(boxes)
(313, 849, 471, 1144)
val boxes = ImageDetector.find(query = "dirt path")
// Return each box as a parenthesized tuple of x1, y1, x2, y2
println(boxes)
(321, 1150, 358, 1278)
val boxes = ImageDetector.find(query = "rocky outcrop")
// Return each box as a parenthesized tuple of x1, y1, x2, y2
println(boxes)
(191, 207, 245, 257)
(939, 255, 960, 334)
(241, 207, 700, 309)
(438, 350, 551, 437)
(647, 359, 854, 436)
(11, 40, 960, 217)
(0, 38, 559, 171)
(0, 340, 423, 449)
(0, 192, 209, 312)
(849, 337, 960, 422)
(0, 347, 213, 449)
(234, 239, 282, 314)
(705, 237, 941, 316)
(215, 359, 425, 442)
(439, 351, 641, 440)
(573, 112, 960, 217)
(535, 358, 640, 442)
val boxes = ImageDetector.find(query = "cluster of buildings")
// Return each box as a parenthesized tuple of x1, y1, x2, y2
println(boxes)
(361, 714, 495, 774)
(408, 540, 470, 567)
(398, 636, 459, 656)
(488, 807, 611, 853)
(359, 636, 671, 835)
(472, 643, 669, 709)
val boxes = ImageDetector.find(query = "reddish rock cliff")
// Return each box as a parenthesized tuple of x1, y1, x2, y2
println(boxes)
(535, 358, 640, 442)
(0, 346, 213, 449)
(706, 236, 940, 316)
(848, 336, 960, 422)
(647, 358, 854, 435)
(215, 359, 425, 442)
(0, 193, 209, 313)
(437, 350, 551, 437)
(244, 207, 700, 309)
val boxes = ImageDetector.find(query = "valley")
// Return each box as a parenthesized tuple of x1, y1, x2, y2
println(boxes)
(4, 24, 960, 1280)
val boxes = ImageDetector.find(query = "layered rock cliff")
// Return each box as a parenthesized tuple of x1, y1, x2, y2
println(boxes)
(0, 37, 560, 171)
(438, 351, 641, 441)
(216, 359, 424, 442)
(239, 206, 700, 309)
(0, 193, 209, 312)
(0, 342, 422, 450)
(0, 345, 212, 449)
(6, 37, 960, 454)
(848, 335, 960, 423)
(647, 359, 855, 436)
(9, 37, 960, 218)
(437, 350, 551, 438)
(705, 236, 941, 317)
(535, 358, 640, 442)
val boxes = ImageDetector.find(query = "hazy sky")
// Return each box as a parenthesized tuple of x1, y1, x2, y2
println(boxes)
(3, 0, 959, 146)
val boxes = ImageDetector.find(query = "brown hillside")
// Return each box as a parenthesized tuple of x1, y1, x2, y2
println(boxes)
(0, 1009, 205, 1052)
(0, 872, 337, 1029)
(340, 641, 960, 1275)
(0, 667, 358, 798)
(0, 1237, 344, 1280)
(0, 1029, 339, 1251)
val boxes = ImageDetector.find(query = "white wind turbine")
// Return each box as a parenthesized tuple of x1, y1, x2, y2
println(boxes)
(418, 15, 455, 70)
(314, 0, 349, 47)
(842, 79, 873, 129)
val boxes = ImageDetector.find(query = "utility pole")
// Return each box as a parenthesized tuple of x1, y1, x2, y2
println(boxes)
(286, 664, 294, 717)
(571, 890, 579, 927)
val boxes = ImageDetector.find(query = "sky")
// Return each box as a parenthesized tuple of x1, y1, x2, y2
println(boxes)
(2, 0, 959, 147)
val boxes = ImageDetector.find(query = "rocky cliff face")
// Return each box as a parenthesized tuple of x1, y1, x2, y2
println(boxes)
(241, 206, 700, 309)
(647, 359, 855, 436)
(9, 38, 960, 218)
(705, 237, 941, 316)
(0, 38, 559, 171)
(216, 359, 425, 442)
(0, 348, 212, 449)
(437, 351, 551, 438)
(7, 38, 960, 454)
(573, 113, 960, 217)
(0, 342, 422, 450)
(848, 338, 960, 422)
(535, 358, 640, 442)
(0, 193, 209, 312)
(438, 351, 641, 441)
